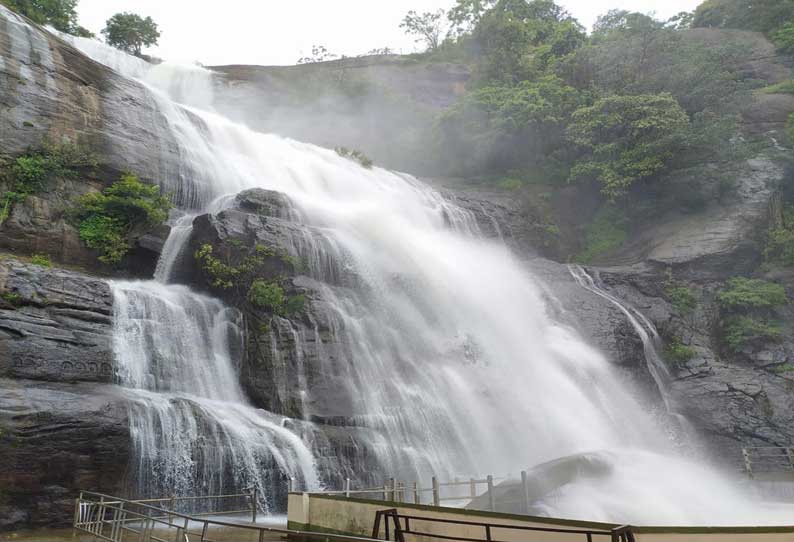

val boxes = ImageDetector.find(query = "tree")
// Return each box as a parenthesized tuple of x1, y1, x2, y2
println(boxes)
(692, 0, 794, 34)
(102, 12, 160, 57)
(296, 44, 338, 64)
(447, 0, 496, 36)
(566, 93, 690, 199)
(400, 9, 446, 51)
(1, 0, 92, 35)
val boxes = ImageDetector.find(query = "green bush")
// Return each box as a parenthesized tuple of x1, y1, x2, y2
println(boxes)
(567, 93, 690, 199)
(30, 254, 52, 267)
(717, 277, 787, 311)
(284, 293, 306, 315)
(722, 316, 783, 352)
(0, 292, 21, 306)
(248, 280, 285, 312)
(665, 284, 697, 314)
(73, 173, 171, 264)
(664, 337, 695, 365)
(335, 147, 373, 169)
(577, 204, 628, 263)
(1, 142, 97, 227)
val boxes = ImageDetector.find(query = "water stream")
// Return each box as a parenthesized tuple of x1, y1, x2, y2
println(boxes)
(48, 29, 794, 524)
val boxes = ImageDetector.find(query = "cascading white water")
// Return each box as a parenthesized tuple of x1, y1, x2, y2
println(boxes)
(111, 281, 319, 511)
(57, 31, 794, 524)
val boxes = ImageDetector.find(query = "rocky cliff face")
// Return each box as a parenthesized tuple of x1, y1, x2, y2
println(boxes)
(0, 259, 130, 530)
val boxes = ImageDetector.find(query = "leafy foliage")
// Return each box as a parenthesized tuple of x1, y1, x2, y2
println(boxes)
(692, 0, 794, 53)
(717, 277, 787, 353)
(102, 12, 160, 57)
(722, 316, 782, 352)
(577, 204, 627, 263)
(717, 277, 787, 311)
(766, 204, 794, 265)
(0, 0, 92, 36)
(401, 9, 446, 51)
(664, 337, 695, 365)
(248, 280, 285, 312)
(73, 173, 171, 264)
(30, 254, 52, 267)
(437, 76, 580, 175)
(1, 141, 97, 227)
(665, 283, 697, 314)
(567, 93, 690, 199)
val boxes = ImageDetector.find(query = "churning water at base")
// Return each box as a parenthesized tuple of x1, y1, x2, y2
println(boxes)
(53, 28, 794, 524)
(111, 282, 319, 511)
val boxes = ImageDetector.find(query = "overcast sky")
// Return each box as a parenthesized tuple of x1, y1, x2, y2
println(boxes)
(76, 0, 702, 66)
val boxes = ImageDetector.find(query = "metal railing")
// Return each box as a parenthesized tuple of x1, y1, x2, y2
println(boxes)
(311, 473, 529, 511)
(74, 491, 384, 542)
(372, 508, 634, 542)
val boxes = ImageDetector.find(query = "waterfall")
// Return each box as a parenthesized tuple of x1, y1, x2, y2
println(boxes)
(53, 30, 794, 525)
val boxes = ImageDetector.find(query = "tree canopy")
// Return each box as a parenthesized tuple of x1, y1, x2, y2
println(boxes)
(1, 0, 92, 36)
(566, 94, 691, 199)
(101, 12, 160, 57)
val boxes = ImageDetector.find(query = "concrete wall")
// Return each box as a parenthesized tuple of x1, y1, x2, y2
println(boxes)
(287, 493, 794, 542)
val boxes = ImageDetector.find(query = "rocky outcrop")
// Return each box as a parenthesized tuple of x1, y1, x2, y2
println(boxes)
(0, 258, 114, 383)
(0, 379, 130, 530)
(0, 6, 175, 273)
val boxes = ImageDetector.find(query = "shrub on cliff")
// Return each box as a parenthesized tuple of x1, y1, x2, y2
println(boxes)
(0, 141, 96, 226)
(717, 277, 787, 352)
(72, 173, 171, 264)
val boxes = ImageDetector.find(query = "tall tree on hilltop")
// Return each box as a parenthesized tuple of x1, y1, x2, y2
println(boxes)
(102, 12, 160, 57)
(400, 9, 446, 51)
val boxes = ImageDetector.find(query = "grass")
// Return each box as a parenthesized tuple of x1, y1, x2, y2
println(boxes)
(760, 79, 794, 95)
(576, 205, 628, 263)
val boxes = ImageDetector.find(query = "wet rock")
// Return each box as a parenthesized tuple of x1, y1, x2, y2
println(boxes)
(0, 379, 130, 529)
(0, 258, 114, 383)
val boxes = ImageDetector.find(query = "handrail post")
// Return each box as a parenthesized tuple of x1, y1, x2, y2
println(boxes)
(520, 471, 530, 514)
(251, 487, 258, 523)
(288, 477, 294, 493)
(413, 481, 419, 504)
(469, 478, 476, 499)
(487, 475, 495, 512)
(345, 478, 351, 498)
(391, 478, 398, 502)
(383, 482, 388, 501)
(169, 495, 176, 523)
(431, 476, 440, 506)
(73, 497, 81, 528)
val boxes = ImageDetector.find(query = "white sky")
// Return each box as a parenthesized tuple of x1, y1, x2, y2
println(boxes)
(76, 0, 702, 66)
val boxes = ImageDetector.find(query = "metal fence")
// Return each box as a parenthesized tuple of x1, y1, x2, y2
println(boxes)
(73, 491, 385, 542)
(308, 472, 544, 512)
(743, 447, 794, 479)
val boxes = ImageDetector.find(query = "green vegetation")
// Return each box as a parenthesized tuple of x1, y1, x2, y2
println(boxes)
(248, 279, 286, 312)
(567, 93, 690, 199)
(766, 204, 794, 266)
(401, 9, 446, 51)
(0, 0, 93, 36)
(770, 362, 794, 373)
(72, 173, 171, 264)
(30, 254, 51, 267)
(722, 316, 783, 352)
(716, 277, 787, 310)
(0, 292, 21, 306)
(577, 205, 627, 263)
(692, 0, 794, 53)
(665, 283, 698, 314)
(664, 337, 696, 366)
(102, 12, 160, 57)
(335, 147, 374, 169)
(717, 277, 787, 352)
(1, 141, 97, 227)
(761, 80, 794, 95)
(195, 241, 306, 319)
